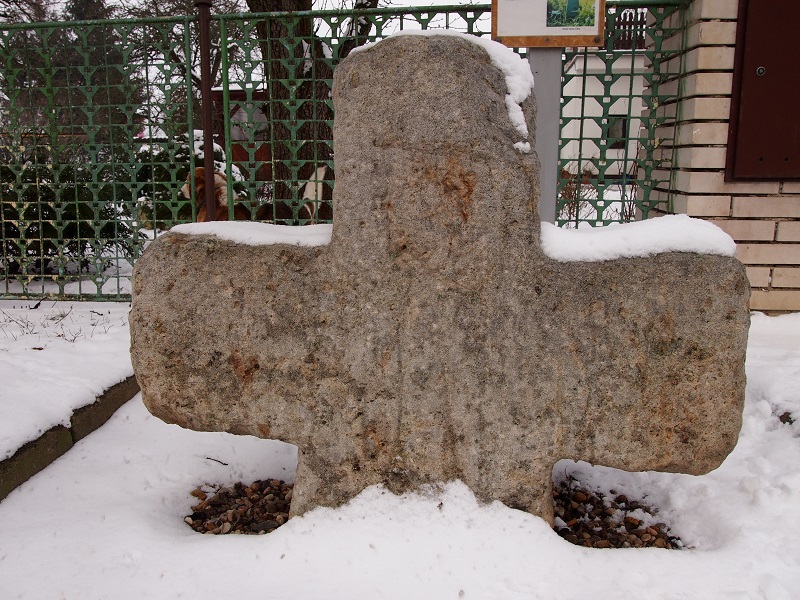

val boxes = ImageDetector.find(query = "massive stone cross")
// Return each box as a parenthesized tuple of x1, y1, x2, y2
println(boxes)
(130, 34, 750, 524)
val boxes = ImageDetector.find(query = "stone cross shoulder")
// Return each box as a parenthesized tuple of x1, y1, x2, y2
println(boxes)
(130, 34, 750, 524)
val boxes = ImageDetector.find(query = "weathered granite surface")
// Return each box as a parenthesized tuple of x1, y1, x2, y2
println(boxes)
(130, 34, 750, 523)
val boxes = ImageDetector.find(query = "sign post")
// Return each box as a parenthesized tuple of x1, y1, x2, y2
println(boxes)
(493, 0, 605, 223)
(527, 48, 561, 224)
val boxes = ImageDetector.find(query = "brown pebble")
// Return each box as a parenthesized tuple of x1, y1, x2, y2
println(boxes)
(653, 538, 667, 548)
(624, 516, 641, 527)
(594, 539, 611, 548)
(641, 533, 653, 542)
(574, 491, 589, 502)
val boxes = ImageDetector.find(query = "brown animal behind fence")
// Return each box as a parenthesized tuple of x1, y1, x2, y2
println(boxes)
(182, 167, 333, 223)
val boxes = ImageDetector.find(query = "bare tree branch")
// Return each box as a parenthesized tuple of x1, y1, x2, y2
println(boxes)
(0, 0, 54, 23)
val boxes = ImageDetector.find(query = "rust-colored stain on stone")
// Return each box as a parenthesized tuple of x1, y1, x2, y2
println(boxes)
(230, 350, 259, 386)
(435, 158, 477, 224)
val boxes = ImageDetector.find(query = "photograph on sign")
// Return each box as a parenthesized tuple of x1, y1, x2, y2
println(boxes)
(493, 0, 606, 48)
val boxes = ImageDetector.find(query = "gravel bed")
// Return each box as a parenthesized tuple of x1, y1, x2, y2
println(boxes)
(552, 478, 684, 549)
(186, 477, 684, 549)
(185, 479, 293, 535)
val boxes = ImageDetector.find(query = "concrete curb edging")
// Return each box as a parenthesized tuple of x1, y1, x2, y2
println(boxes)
(0, 376, 140, 502)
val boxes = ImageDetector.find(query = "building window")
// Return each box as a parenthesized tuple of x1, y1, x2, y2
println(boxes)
(609, 115, 628, 150)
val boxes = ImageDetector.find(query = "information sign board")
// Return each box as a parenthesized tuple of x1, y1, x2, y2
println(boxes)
(493, 0, 606, 48)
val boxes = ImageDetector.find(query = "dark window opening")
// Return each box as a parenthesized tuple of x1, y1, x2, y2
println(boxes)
(608, 115, 628, 150)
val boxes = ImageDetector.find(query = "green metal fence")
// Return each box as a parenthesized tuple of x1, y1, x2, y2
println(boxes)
(557, 0, 686, 227)
(0, 1, 687, 300)
(0, 15, 197, 298)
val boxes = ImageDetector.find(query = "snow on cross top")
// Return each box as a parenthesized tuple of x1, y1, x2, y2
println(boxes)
(352, 30, 535, 152)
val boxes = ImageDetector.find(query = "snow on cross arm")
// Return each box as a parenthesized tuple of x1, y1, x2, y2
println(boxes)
(169, 222, 333, 247)
(540, 214, 737, 261)
(168, 215, 735, 263)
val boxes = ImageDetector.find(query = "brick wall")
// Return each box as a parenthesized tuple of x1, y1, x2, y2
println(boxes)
(650, 0, 800, 312)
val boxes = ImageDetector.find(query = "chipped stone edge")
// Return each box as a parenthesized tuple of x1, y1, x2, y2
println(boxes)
(0, 375, 140, 503)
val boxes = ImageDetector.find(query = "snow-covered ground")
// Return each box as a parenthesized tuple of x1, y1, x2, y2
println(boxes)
(0, 298, 798, 598)
(0, 300, 134, 460)
(0, 208, 795, 599)
(2, 31, 796, 596)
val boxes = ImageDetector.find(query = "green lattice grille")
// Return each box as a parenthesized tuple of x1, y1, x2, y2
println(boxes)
(557, 1, 687, 227)
(1, 2, 686, 300)
(0, 16, 200, 298)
